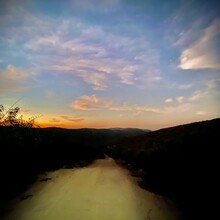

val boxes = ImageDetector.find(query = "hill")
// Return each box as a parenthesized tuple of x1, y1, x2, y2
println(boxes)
(107, 118, 220, 219)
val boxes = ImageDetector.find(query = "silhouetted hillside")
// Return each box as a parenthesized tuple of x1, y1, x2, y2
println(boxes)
(107, 118, 220, 219)
(1, 119, 219, 219)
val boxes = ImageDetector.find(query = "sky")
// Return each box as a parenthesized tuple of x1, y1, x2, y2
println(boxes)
(0, 0, 219, 130)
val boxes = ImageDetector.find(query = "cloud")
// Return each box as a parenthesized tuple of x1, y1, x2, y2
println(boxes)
(79, 72, 107, 90)
(25, 26, 160, 90)
(72, 95, 111, 110)
(165, 96, 184, 104)
(0, 6, 161, 91)
(165, 88, 207, 105)
(176, 96, 184, 103)
(72, 95, 163, 113)
(1, 64, 32, 81)
(1, 6, 161, 90)
(0, 65, 34, 94)
(178, 20, 220, 70)
(109, 105, 163, 113)
(188, 80, 220, 102)
(0, 0, 161, 96)
(163, 78, 220, 116)
(72, 82, 220, 116)
(60, 115, 84, 122)
(118, 66, 137, 85)
(196, 111, 207, 115)
(164, 103, 192, 114)
(206, 79, 220, 90)
(49, 115, 84, 124)
(189, 90, 205, 102)
(173, 18, 205, 48)
(178, 84, 192, 90)
(165, 98, 173, 103)
(50, 118, 61, 123)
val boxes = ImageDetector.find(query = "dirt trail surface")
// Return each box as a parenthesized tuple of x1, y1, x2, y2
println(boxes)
(4, 158, 183, 220)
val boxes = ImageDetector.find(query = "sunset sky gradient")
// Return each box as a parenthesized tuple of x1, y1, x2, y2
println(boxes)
(0, 0, 219, 130)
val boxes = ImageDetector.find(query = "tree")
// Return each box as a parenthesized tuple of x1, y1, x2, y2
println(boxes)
(0, 104, 37, 128)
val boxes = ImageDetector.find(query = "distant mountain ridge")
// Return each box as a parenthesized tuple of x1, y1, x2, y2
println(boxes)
(43, 126, 151, 132)
(109, 127, 151, 131)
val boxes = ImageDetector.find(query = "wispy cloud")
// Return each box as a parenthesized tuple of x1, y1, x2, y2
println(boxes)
(72, 95, 111, 110)
(50, 118, 61, 123)
(1, 64, 32, 81)
(0, 6, 161, 91)
(73, 90, 219, 116)
(79, 72, 107, 90)
(164, 79, 220, 116)
(72, 95, 163, 113)
(166, 82, 215, 105)
(178, 84, 192, 90)
(25, 26, 160, 89)
(164, 103, 192, 114)
(189, 90, 205, 102)
(176, 96, 184, 103)
(0, 65, 34, 94)
(178, 20, 220, 70)
(165, 96, 184, 104)
(196, 111, 207, 115)
(173, 18, 205, 48)
(49, 115, 84, 124)
(165, 98, 173, 103)
(188, 80, 220, 102)
(60, 115, 84, 122)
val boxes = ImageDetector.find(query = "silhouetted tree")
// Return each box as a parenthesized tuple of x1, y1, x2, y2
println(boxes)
(0, 104, 36, 128)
